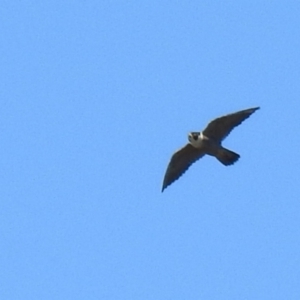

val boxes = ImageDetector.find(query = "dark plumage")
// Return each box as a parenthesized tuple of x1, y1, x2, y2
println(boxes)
(162, 107, 260, 192)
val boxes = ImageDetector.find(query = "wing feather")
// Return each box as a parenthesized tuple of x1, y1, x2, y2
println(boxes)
(162, 144, 205, 192)
(203, 107, 260, 141)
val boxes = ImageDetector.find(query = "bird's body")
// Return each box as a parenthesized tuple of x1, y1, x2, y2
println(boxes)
(162, 107, 260, 192)
(189, 132, 220, 155)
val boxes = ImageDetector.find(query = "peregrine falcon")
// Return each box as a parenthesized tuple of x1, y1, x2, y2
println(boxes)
(162, 107, 260, 192)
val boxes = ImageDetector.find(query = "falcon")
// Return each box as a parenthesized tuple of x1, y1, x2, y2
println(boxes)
(162, 107, 260, 192)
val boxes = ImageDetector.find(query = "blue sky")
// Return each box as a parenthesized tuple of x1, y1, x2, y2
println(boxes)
(1, 1, 300, 299)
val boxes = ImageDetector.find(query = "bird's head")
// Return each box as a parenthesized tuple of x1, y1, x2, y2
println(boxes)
(188, 132, 200, 142)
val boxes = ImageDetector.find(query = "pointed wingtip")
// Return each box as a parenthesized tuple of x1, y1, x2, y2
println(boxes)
(162, 182, 168, 192)
(245, 106, 260, 115)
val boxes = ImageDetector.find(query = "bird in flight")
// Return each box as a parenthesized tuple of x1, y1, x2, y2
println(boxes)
(162, 107, 260, 192)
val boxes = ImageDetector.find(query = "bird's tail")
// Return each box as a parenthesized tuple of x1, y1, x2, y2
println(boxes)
(216, 147, 240, 166)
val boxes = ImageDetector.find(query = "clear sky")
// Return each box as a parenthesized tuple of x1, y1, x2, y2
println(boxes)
(1, 1, 300, 299)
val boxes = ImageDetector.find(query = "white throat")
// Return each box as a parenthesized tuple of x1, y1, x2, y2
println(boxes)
(189, 132, 204, 148)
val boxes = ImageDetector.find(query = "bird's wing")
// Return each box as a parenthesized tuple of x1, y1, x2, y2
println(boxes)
(162, 143, 205, 192)
(202, 107, 260, 141)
